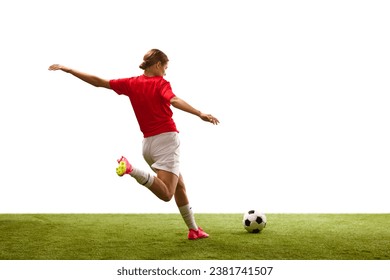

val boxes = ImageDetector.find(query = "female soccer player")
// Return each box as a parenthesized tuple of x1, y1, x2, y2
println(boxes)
(49, 49, 219, 240)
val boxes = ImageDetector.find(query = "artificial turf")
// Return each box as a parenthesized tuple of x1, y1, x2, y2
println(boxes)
(0, 214, 389, 260)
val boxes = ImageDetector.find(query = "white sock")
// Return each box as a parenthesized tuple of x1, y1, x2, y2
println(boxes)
(179, 204, 198, 231)
(130, 168, 154, 189)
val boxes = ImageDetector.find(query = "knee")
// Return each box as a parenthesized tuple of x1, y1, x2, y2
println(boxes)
(161, 186, 175, 202)
(161, 192, 174, 202)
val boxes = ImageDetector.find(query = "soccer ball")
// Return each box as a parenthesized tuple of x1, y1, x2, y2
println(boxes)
(243, 210, 267, 233)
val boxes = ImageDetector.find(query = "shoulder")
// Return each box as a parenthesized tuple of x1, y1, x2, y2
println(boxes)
(109, 76, 137, 95)
(158, 77, 171, 88)
(109, 77, 133, 85)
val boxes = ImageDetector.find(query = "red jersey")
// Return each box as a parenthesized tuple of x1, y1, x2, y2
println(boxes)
(109, 75, 178, 138)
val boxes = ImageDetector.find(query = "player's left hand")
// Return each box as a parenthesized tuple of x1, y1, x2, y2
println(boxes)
(200, 113, 219, 125)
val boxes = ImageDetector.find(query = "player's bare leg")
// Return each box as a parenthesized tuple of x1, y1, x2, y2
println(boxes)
(117, 156, 178, 202)
(148, 170, 179, 202)
(174, 175, 189, 207)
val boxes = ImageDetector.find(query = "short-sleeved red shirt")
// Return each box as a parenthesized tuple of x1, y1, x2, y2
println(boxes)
(109, 75, 178, 138)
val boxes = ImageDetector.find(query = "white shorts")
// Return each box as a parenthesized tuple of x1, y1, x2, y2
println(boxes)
(142, 132, 180, 177)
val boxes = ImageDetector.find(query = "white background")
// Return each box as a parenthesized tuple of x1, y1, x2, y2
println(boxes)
(1, 0, 389, 213)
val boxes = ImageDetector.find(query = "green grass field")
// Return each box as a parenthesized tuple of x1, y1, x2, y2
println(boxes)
(0, 214, 389, 260)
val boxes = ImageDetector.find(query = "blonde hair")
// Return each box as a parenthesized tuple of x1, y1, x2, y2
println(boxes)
(139, 49, 169, 70)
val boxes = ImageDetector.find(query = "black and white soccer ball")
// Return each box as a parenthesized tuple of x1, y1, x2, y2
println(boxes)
(243, 210, 267, 233)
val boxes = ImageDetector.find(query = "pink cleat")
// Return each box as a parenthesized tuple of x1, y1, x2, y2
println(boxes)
(188, 227, 209, 240)
(116, 156, 133, 176)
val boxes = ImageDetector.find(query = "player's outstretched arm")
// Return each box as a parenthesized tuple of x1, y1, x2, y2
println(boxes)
(170, 96, 219, 125)
(48, 64, 111, 89)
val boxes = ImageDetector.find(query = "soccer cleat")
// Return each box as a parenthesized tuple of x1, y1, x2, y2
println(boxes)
(116, 156, 133, 176)
(188, 227, 209, 240)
